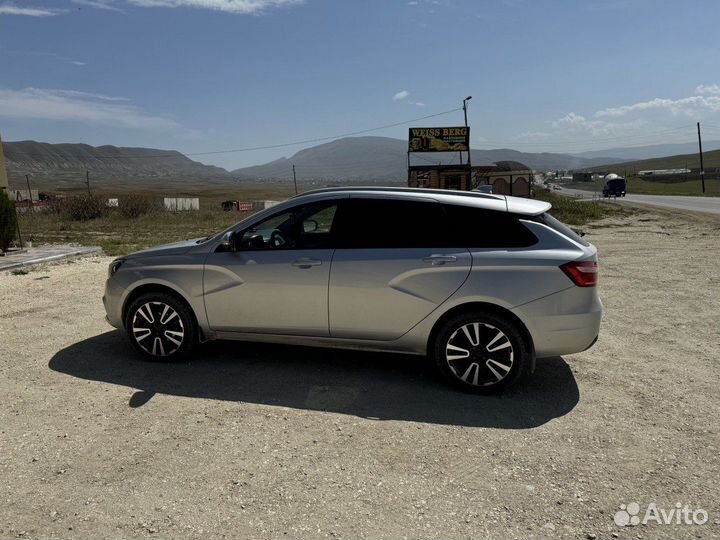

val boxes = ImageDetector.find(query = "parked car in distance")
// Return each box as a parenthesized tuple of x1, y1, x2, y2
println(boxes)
(473, 185, 493, 194)
(104, 187, 602, 394)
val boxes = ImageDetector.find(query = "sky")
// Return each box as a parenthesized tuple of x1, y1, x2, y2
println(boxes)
(2, 0, 720, 170)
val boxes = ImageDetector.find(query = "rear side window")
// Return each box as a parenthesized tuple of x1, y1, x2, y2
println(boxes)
(534, 212, 589, 247)
(334, 198, 448, 248)
(442, 204, 538, 248)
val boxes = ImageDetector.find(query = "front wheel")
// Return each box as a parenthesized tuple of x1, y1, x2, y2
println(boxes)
(125, 292, 197, 362)
(431, 312, 530, 394)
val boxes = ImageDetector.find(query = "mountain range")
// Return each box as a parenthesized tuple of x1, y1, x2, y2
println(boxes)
(232, 136, 618, 182)
(4, 137, 717, 189)
(4, 140, 230, 186)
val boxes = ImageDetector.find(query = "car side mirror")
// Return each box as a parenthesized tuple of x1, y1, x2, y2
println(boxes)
(220, 231, 236, 252)
(303, 219, 318, 233)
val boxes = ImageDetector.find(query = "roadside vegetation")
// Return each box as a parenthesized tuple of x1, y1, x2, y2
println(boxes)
(563, 177, 720, 196)
(532, 187, 627, 226)
(16, 188, 294, 256)
(16, 186, 625, 257)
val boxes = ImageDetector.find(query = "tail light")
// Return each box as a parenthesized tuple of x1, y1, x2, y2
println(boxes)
(560, 260, 598, 287)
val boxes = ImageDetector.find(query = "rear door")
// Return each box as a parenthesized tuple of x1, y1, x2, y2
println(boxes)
(328, 197, 472, 340)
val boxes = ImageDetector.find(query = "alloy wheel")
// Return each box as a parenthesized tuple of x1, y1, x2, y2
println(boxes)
(131, 301, 185, 357)
(445, 322, 514, 386)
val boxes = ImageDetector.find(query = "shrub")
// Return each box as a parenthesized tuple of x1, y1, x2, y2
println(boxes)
(0, 190, 18, 251)
(64, 194, 109, 221)
(118, 194, 160, 218)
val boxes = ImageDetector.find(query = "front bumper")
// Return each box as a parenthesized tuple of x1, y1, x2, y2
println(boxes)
(103, 278, 125, 329)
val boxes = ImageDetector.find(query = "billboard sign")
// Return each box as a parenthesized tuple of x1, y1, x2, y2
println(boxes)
(408, 127, 470, 152)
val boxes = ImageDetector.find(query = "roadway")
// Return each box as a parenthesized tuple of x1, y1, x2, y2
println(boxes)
(556, 187, 720, 215)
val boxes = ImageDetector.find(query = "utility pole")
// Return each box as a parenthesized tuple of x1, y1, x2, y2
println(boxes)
(25, 175, 34, 213)
(697, 122, 706, 193)
(463, 95, 473, 185)
(86, 170, 91, 196)
(292, 164, 298, 195)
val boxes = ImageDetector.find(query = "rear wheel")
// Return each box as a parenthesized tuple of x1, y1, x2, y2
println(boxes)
(125, 292, 197, 362)
(432, 311, 529, 394)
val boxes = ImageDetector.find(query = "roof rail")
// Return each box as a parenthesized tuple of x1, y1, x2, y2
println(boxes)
(290, 186, 502, 200)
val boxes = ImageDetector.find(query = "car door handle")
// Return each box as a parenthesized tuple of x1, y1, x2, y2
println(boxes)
(422, 254, 457, 265)
(292, 258, 322, 268)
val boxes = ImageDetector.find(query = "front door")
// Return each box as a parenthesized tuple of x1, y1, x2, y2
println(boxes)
(203, 200, 340, 336)
(329, 198, 472, 340)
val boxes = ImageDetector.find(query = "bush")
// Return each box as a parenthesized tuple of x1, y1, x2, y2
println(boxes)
(118, 194, 160, 218)
(0, 190, 18, 251)
(64, 194, 109, 221)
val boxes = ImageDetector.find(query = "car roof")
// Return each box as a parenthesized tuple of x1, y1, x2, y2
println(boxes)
(292, 186, 551, 216)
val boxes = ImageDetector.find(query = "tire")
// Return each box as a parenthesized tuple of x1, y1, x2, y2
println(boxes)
(431, 311, 530, 394)
(124, 292, 197, 362)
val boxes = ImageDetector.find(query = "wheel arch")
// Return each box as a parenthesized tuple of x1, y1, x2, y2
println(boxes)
(428, 301, 536, 368)
(122, 283, 200, 335)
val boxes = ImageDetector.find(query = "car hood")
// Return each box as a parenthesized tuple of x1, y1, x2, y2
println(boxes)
(124, 238, 205, 259)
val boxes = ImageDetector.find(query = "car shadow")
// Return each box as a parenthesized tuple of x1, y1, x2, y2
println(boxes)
(48, 331, 579, 429)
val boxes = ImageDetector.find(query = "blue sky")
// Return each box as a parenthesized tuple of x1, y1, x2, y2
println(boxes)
(2, 0, 720, 169)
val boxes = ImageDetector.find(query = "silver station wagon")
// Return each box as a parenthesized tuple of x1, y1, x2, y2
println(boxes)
(104, 187, 602, 393)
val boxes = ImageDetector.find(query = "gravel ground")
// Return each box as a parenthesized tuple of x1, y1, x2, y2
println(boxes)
(1, 209, 719, 540)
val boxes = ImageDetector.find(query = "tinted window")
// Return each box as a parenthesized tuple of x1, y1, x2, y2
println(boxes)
(237, 201, 338, 250)
(442, 204, 538, 248)
(334, 198, 448, 248)
(534, 212, 589, 247)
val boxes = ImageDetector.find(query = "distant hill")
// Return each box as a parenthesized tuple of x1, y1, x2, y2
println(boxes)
(4, 141, 232, 188)
(233, 136, 618, 182)
(585, 148, 720, 175)
(574, 140, 720, 162)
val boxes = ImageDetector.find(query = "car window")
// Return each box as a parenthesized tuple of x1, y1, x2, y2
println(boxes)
(534, 212, 589, 247)
(334, 198, 448, 248)
(442, 204, 538, 248)
(237, 201, 339, 250)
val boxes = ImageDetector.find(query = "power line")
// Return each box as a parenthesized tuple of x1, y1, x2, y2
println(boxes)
(6, 107, 463, 160)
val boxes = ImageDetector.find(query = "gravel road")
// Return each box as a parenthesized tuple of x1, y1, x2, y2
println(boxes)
(1, 208, 719, 539)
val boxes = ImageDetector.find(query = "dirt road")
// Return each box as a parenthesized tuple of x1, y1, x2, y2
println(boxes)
(1, 209, 719, 539)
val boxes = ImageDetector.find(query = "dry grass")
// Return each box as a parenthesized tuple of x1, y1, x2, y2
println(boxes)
(18, 186, 295, 256)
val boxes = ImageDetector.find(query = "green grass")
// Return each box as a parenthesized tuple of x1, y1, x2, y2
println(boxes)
(533, 187, 626, 226)
(587, 148, 720, 174)
(563, 177, 720, 196)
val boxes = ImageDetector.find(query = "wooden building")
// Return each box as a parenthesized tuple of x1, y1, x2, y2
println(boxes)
(408, 160, 534, 198)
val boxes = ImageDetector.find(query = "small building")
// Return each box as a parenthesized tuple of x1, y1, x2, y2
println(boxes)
(572, 172, 593, 182)
(473, 161, 534, 198)
(164, 197, 199, 211)
(408, 164, 474, 191)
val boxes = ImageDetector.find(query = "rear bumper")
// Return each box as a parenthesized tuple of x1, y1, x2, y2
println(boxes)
(512, 288, 602, 358)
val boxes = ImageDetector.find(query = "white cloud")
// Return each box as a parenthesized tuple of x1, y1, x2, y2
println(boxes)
(552, 112, 590, 129)
(108, 0, 302, 14)
(595, 95, 720, 118)
(72, 0, 125, 11)
(0, 4, 65, 16)
(696, 84, 720, 95)
(512, 131, 551, 141)
(393, 90, 410, 101)
(0, 87, 179, 130)
(412, 101, 425, 107)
